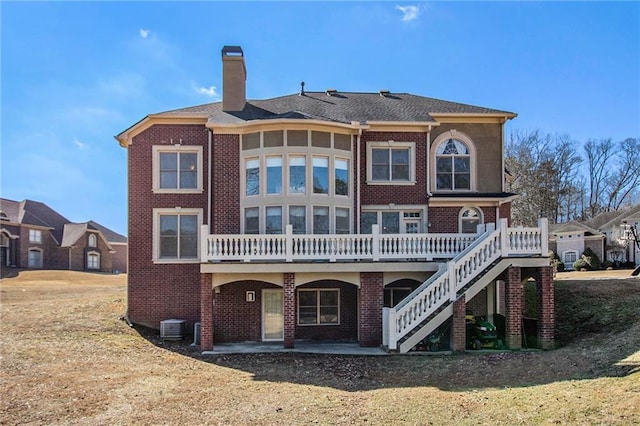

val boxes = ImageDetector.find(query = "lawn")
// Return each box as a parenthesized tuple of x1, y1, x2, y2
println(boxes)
(1, 270, 639, 425)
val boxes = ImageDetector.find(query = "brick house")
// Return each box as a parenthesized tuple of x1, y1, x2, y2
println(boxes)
(0, 198, 127, 273)
(116, 46, 553, 352)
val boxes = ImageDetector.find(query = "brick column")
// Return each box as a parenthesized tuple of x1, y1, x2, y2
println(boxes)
(283, 273, 295, 348)
(451, 295, 467, 352)
(504, 266, 523, 350)
(359, 272, 383, 347)
(200, 273, 213, 351)
(536, 266, 555, 350)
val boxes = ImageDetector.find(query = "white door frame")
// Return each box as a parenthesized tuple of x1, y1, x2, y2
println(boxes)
(262, 289, 284, 341)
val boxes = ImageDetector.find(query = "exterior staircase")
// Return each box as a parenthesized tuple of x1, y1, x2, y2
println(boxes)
(383, 218, 548, 353)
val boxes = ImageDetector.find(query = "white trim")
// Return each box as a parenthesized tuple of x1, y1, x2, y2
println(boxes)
(152, 145, 204, 194)
(29, 229, 42, 244)
(430, 130, 477, 192)
(459, 206, 484, 233)
(152, 208, 203, 263)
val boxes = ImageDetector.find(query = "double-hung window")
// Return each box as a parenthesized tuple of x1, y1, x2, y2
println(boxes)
(154, 208, 201, 262)
(29, 229, 42, 244)
(245, 158, 260, 196)
(153, 146, 203, 193)
(298, 289, 339, 325)
(367, 142, 414, 183)
(334, 159, 349, 196)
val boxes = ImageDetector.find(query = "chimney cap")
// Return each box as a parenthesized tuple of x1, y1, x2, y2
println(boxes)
(222, 46, 244, 57)
(326, 88, 338, 96)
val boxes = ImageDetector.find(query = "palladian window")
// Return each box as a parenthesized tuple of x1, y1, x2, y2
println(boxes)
(436, 139, 471, 190)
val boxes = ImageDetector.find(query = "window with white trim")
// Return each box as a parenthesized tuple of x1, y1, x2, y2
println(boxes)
(298, 289, 340, 325)
(563, 251, 578, 266)
(265, 206, 282, 234)
(245, 158, 260, 196)
(29, 229, 42, 244)
(28, 248, 43, 268)
(153, 209, 201, 262)
(152, 145, 203, 193)
(367, 141, 415, 184)
(289, 156, 306, 194)
(266, 156, 282, 195)
(460, 207, 482, 233)
(313, 206, 329, 234)
(88, 234, 97, 247)
(87, 252, 100, 269)
(312, 156, 329, 194)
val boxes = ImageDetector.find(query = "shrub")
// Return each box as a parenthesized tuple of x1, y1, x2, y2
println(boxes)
(573, 258, 590, 271)
(582, 247, 601, 270)
(602, 260, 614, 270)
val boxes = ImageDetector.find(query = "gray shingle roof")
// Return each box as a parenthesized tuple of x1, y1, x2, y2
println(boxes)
(154, 92, 515, 126)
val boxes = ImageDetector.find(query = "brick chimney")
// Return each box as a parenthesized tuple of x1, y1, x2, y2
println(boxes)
(222, 46, 246, 112)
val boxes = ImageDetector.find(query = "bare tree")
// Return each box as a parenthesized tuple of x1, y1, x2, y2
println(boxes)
(584, 138, 615, 216)
(506, 130, 583, 226)
(604, 138, 640, 210)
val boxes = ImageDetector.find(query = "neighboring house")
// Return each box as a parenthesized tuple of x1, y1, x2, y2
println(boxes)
(116, 46, 552, 353)
(548, 221, 606, 270)
(594, 204, 640, 267)
(0, 198, 127, 273)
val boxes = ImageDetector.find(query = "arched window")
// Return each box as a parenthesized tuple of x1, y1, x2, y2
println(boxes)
(88, 234, 97, 247)
(436, 138, 471, 190)
(460, 207, 483, 233)
(87, 251, 100, 270)
(28, 248, 43, 268)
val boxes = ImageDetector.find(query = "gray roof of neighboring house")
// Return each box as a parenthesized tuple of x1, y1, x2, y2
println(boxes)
(0, 198, 127, 246)
(152, 92, 515, 126)
(596, 204, 640, 231)
(549, 220, 603, 236)
(87, 220, 127, 243)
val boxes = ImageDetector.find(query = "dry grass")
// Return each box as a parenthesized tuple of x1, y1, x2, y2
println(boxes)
(1, 270, 639, 425)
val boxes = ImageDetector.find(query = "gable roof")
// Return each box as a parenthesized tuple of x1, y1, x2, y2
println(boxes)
(549, 220, 603, 236)
(596, 204, 640, 231)
(87, 220, 127, 243)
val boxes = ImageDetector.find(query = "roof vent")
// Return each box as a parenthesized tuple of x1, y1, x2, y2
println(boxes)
(326, 88, 338, 96)
(160, 319, 186, 340)
(379, 89, 391, 97)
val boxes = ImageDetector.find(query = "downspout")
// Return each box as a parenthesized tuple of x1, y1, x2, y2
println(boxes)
(207, 128, 213, 230)
(356, 127, 362, 234)
(426, 125, 432, 232)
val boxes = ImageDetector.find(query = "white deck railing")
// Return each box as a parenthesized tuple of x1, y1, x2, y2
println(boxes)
(383, 218, 548, 351)
(201, 224, 478, 263)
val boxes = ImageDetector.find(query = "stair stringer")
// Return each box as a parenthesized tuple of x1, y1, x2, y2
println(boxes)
(396, 258, 512, 353)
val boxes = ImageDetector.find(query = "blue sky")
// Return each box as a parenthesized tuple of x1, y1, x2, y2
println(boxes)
(2, 1, 638, 235)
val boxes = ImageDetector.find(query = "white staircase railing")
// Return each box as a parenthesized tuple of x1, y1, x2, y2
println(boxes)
(383, 218, 548, 352)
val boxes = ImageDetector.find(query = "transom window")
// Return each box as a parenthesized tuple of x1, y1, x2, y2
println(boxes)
(153, 146, 203, 193)
(436, 138, 471, 190)
(29, 229, 42, 244)
(460, 207, 482, 233)
(153, 208, 202, 262)
(298, 289, 340, 325)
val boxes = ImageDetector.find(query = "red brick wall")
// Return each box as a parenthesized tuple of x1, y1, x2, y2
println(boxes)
(213, 280, 280, 342)
(200, 273, 213, 350)
(128, 124, 209, 329)
(499, 202, 511, 225)
(283, 273, 295, 348)
(111, 244, 127, 273)
(211, 133, 240, 233)
(360, 132, 428, 206)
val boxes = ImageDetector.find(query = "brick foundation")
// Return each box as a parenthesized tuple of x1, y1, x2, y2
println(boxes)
(359, 272, 383, 347)
(505, 267, 523, 350)
(535, 266, 555, 349)
(451, 295, 467, 352)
